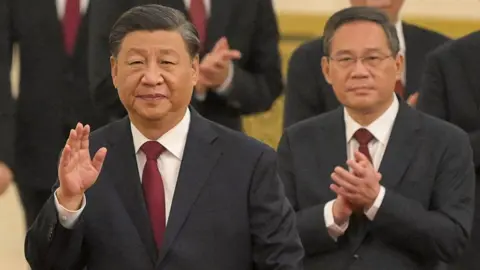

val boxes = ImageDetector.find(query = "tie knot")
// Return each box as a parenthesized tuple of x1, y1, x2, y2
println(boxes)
(353, 128, 374, 145)
(141, 141, 165, 160)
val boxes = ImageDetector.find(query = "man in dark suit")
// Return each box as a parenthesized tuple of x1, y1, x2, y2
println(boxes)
(283, 0, 450, 128)
(25, 5, 304, 269)
(277, 7, 475, 270)
(0, 1, 14, 195)
(7, 0, 106, 226)
(89, 0, 282, 131)
(417, 31, 480, 270)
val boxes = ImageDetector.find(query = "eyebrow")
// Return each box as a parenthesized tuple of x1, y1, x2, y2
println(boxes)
(126, 48, 180, 57)
(333, 48, 385, 56)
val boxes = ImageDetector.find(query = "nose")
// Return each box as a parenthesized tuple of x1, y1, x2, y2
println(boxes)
(351, 59, 370, 78)
(141, 64, 164, 86)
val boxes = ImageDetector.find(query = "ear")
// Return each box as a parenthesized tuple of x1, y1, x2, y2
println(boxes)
(394, 53, 405, 81)
(110, 56, 118, 89)
(321, 56, 332, 84)
(191, 54, 200, 85)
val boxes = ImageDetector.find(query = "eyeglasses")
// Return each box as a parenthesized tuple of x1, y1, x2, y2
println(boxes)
(328, 54, 393, 69)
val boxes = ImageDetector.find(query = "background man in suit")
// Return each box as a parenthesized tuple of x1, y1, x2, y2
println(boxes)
(277, 7, 475, 270)
(25, 5, 304, 269)
(283, 0, 450, 128)
(89, 0, 282, 131)
(0, 1, 14, 195)
(417, 31, 480, 270)
(7, 0, 105, 226)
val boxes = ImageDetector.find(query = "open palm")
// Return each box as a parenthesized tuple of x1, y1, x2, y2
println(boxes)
(58, 123, 107, 198)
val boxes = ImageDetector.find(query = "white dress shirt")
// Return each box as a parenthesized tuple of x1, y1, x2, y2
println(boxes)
(395, 20, 406, 84)
(56, 0, 89, 19)
(54, 109, 191, 229)
(324, 94, 399, 240)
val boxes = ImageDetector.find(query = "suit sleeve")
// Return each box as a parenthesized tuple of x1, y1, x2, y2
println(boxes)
(370, 130, 475, 263)
(417, 51, 480, 169)
(283, 45, 324, 129)
(220, 0, 283, 115)
(277, 132, 339, 255)
(25, 182, 87, 270)
(0, 0, 14, 168)
(88, 0, 127, 121)
(249, 148, 304, 270)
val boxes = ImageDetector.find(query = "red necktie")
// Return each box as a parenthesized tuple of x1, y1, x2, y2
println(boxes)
(62, 0, 81, 55)
(353, 128, 374, 163)
(394, 79, 405, 99)
(189, 0, 207, 50)
(141, 141, 166, 249)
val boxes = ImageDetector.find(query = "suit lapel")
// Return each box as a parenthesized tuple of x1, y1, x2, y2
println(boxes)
(204, 0, 235, 52)
(317, 108, 348, 176)
(378, 102, 422, 189)
(106, 118, 158, 264)
(156, 109, 222, 266)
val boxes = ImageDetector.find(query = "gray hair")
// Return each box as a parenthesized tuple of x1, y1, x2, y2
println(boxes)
(322, 6, 400, 56)
(109, 4, 200, 58)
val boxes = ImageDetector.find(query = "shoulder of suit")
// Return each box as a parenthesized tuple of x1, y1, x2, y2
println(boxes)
(429, 30, 480, 60)
(289, 37, 325, 62)
(206, 120, 276, 155)
(402, 22, 451, 45)
(284, 108, 339, 136)
(416, 110, 469, 141)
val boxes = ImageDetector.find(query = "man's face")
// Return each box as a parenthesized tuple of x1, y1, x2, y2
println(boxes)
(111, 30, 199, 122)
(350, 0, 405, 22)
(321, 21, 403, 113)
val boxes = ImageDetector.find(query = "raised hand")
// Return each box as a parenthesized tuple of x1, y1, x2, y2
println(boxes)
(57, 123, 107, 210)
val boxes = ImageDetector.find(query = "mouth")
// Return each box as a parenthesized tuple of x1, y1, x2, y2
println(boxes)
(347, 86, 374, 92)
(135, 94, 167, 101)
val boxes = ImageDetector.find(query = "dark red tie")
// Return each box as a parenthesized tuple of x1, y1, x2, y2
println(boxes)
(141, 141, 166, 249)
(62, 0, 81, 55)
(189, 0, 207, 50)
(394, 79, 405, 99)
(353, 128, 374, 163)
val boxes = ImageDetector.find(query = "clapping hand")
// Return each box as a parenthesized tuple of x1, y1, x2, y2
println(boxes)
(330, 151, 382, 209)
(56, 123, 107, 210)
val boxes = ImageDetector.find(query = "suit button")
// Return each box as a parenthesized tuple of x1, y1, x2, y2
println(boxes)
(353, 254, 360, 259)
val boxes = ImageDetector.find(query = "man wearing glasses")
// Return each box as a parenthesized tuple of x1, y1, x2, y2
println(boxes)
(283, 0, 450, 128)
(277, 6, 475, 270)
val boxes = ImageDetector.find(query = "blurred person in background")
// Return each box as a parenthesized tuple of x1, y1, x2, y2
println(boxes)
(89, 0, 283, 132)
(283, 0, 450, 128)
(7, 0, 106, 226)
(417, 30, 480, 270)
(0, 1, 14, 196)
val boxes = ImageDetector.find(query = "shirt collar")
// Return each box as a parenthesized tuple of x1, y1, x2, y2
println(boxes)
(130, 108, 191, 160)
(344, 94, 399, 145)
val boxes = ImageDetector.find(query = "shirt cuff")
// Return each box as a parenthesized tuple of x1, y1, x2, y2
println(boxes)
(215, 62, 234, 95)
(324, 199, 349, 241)
(364, 185, 386, 221)
(54, 190, 86, 229)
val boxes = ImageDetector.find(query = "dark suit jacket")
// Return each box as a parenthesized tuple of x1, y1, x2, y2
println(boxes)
(283, 22, 450, 128)
(0, 1, 14, 168)
(417, 31, 480, 266)
(8, 0, 106, 190)
(89, 0, 282, 131)
(25, 109, 304, 270)
(277, 102, 475, 270)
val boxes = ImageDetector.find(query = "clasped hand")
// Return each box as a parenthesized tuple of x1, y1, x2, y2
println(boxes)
(195, 37, 241, 94)
(330, 151, 382, 211)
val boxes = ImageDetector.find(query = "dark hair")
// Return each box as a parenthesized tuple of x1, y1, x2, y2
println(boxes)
(322, 6, 399, 56)
(109, 4, 200, 58)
